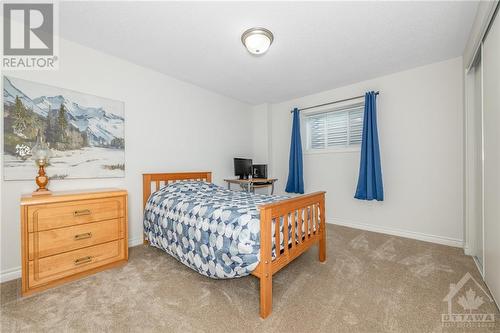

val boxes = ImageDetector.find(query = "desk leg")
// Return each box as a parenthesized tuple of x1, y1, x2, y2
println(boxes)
(227, 182, 231, 190)
(271, 182, 275, 195)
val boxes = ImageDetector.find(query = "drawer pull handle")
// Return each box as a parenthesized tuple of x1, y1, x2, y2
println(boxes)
(74, 209, 91, 217)
(74, 232, 92, 240)
(74, 256, 93, 265)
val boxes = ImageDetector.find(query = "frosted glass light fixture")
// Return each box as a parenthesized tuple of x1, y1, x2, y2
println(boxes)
(241, 27, 274, 55)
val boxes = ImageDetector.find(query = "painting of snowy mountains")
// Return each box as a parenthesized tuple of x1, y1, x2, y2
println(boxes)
(3, 76, 125, 180)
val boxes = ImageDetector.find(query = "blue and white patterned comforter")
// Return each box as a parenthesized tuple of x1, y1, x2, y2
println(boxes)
(143, 181, 288, 279)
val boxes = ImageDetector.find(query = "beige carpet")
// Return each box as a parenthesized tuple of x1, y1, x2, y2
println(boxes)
(1, 224, 499, 332)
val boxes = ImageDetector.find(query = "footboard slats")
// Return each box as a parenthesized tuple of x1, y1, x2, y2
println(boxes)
(316, 204, 319, 234)
(274, 218, 280, 258)
(283, 214, 289, 257)
(255, 191, 326, 318)
(311, 204, 316, 235)
(313, 204, 318, 235)
(305, 208, 309, 240)
(298, 208, 303, 245)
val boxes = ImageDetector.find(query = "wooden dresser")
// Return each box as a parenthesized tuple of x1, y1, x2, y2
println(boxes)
(20, 189, 128, 295)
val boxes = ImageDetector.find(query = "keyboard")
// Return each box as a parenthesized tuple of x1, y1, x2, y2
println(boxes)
(253, 182, 272, 186)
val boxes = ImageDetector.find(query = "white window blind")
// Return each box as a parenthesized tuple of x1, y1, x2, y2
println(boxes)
(306, 104, 364, 150)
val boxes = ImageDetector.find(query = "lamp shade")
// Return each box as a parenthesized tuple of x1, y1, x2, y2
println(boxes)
(31, 134, 50, 165)
(241, 27, 274, 55)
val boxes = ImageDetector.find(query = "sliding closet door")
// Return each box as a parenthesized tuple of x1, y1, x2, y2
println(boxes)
(470, 57, 483, 268)
(482, 10, 500, 304)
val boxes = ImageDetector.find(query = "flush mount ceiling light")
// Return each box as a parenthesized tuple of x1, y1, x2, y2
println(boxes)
(241, 27, 274, 55)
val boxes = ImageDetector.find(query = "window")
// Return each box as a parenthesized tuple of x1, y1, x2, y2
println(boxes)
(305, 104, 364, 151)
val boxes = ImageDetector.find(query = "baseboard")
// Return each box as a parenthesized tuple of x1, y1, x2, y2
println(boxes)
(0, 266, 21, 283)
(1, 237, 145, 283)
(329, 218, 464, 248)
(472, 255, 484, 277)
(128, 236, 143, 247)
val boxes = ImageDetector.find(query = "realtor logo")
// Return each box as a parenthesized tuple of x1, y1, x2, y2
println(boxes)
(2, 2, 59, 70)
(442, 272, 496, 328)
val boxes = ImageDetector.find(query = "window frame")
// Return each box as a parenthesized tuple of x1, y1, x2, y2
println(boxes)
(303, 101, 365, 154)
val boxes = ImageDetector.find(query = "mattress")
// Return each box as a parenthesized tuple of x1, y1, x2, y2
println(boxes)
(143, 181, 289, 279)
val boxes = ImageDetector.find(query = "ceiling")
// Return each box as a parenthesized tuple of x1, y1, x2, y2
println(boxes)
(59, 1, 478, 105)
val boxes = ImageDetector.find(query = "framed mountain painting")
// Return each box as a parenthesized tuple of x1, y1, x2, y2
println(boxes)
(3, 76, 125, 180)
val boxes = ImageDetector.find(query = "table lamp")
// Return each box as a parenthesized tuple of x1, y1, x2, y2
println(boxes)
(31, 133, 51, 195)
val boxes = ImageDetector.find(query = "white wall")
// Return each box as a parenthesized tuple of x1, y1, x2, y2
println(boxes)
(250, 104, 270, 165)
(263, 57, 464, 246)
(0, 38, 253, 281)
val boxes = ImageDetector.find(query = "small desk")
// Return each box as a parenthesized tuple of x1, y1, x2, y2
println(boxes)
(224, 178, 278, 195)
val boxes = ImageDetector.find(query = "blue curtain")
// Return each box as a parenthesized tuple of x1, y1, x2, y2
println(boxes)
(285, 108, 304, 194)
(355, 91, 384, 201)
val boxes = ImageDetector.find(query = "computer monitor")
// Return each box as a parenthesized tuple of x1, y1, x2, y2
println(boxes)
(252, 164, 267, 179)
(234, 158, 253, 179)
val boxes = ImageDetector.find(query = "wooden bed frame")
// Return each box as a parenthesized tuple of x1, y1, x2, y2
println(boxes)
(142, 172, 326, 318)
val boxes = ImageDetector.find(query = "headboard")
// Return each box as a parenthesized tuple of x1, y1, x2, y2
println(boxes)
(142, 172, 212, 209)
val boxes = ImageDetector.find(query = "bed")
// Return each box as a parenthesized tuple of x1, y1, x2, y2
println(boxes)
(142, 172, 326, 318)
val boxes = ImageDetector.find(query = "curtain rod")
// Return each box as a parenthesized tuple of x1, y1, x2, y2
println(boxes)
(291, 91, 380, 113)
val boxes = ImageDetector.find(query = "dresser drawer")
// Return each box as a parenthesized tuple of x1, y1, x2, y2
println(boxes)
(28, 218, 124, 259)
(28, 239, 126, 288)
(27, 197, 125, 232)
